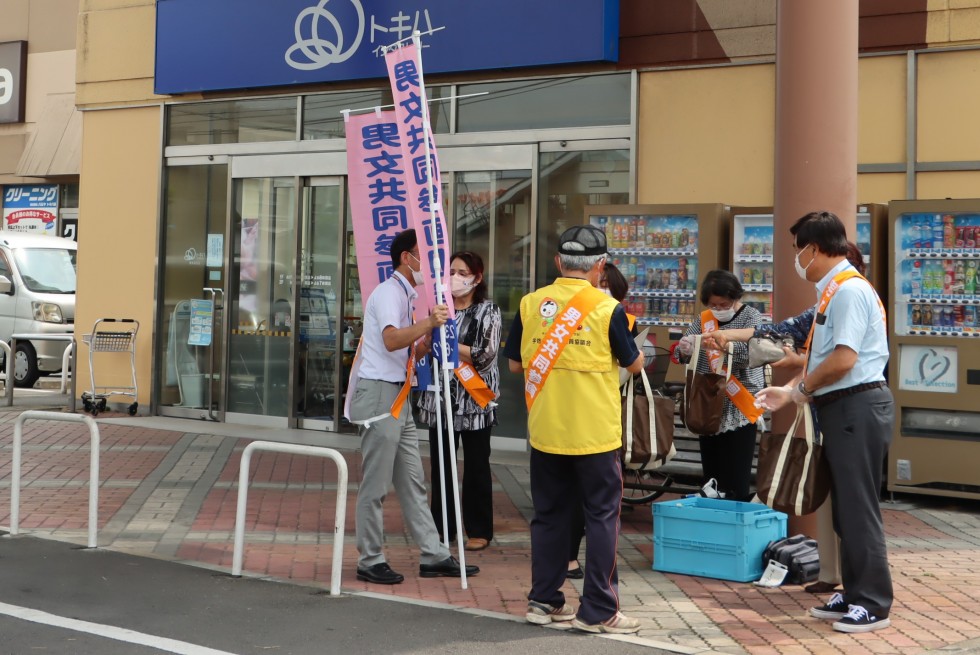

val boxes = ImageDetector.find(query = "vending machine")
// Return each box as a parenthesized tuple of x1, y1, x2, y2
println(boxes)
(585, 204, 731, 379)
(887, 199, 980, 501)
(730, 204, 889, 322)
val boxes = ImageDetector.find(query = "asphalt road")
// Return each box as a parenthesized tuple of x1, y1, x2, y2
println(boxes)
(0, 534, 668, 655)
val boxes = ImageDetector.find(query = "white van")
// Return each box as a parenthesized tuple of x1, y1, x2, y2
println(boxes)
(0, 233, 77, 387)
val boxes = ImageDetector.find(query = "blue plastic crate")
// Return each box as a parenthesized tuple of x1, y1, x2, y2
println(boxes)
(652, 497, 787, 582)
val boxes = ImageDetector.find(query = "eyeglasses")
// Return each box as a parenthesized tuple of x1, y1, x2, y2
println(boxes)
(707, 301, 735, 311)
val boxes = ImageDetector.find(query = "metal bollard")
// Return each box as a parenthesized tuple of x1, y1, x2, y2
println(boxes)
(232, 441, 348, 596)
(9, 411, 100, 548)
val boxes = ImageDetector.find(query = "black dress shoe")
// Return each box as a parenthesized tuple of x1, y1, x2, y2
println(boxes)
(356, 562, 404, 585)
(419, 556, 480, 578)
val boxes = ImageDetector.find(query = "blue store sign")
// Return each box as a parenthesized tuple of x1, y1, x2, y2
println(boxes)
(155, 0, 619, 94)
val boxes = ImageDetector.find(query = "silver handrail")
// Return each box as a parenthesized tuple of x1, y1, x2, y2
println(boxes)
(232, 441, 348, 596)
(203, 288, 224, 421)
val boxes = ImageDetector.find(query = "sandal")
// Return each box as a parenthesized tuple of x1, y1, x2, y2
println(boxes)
(566, 564, 584, 579)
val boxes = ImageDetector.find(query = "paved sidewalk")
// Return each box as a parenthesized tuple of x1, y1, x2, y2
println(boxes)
(1, 406, 979, 654)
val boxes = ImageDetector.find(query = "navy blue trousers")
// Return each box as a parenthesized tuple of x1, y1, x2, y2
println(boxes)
(529, 447, 623, 624)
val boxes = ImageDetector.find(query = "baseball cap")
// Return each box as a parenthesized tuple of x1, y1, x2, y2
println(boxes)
(558, 224, 607, 256)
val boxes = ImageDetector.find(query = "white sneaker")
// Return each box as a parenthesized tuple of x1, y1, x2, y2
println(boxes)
(571, 611, 641, 634)
(526, 600, 575, 625)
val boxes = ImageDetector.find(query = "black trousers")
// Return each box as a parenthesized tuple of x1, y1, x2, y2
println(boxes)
(428, 425, 494, 542)
(698, 421, 757, 501)
(817, 386, 894, 617)
(529, 448, 623, 625)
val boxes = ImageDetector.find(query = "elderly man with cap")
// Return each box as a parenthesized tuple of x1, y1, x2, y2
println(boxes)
(503, 224, 645, 634)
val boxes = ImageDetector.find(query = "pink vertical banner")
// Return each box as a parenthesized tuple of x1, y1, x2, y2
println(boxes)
(344, 109, 429, 315)
(384, 42, 454, 318)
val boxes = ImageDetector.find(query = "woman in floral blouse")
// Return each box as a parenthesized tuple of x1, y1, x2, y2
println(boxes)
(419, 251, 501, 551)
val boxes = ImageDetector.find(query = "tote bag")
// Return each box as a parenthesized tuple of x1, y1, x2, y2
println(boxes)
(681, 335, 730, 435)
(756, 403, 831, 516)
(621, 367, 676, 470)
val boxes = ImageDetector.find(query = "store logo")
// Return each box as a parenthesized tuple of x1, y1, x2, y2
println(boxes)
(285, 0, 365, 71)
(917, 348, 951, 384)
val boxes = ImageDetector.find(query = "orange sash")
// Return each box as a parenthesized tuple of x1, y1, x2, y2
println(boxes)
(700, 309, 765, 424)
(455, 362, 496, 408)
(524, 287, 604, 409)
(626, 312, 636, 332)
(389, 343, 415, 419)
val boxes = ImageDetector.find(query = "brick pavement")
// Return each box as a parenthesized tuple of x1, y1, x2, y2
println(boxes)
(1, 409, 980, 654)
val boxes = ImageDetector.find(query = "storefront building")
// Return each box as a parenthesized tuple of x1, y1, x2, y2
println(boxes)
(75, 1, 980, 442)
(0, 1, 81, 240)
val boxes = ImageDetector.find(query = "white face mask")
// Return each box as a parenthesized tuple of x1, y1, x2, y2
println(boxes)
(599, 287, 613, 297)
(794, 245, 815, 281)
(408, 253, 425, 286)
(450, 275, 475, 298)
(711, 308, 736, 322)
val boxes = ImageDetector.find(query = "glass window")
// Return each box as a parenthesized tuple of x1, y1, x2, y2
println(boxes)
(59, 184, 79, 208)
(303, 86, 450, 140)
(14, 248, 76, 293)
(457, 74, 630, 132)
(535, 150, 630, 288)
(453, 170, 533, 440)
(156, 164, 228, 411)
(167, 98, 298, 146)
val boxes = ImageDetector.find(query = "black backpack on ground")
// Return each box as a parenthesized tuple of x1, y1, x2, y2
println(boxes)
(761, 534, 821, 585)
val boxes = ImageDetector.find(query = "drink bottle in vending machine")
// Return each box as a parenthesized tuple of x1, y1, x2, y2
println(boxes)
(587, 204, 731, 383)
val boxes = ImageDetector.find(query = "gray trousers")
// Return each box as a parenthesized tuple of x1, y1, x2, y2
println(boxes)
(351, 379, 449, 569)
(817, 386, 894, 617)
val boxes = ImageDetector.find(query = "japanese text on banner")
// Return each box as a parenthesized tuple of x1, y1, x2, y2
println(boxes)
(385, 41, 458, 367)
(345, 110, 421, 305)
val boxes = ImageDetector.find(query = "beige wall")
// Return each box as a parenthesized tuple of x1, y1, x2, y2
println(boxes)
(917, 48, 980, 162)
(75, 105, 160, 404)
(637, 64, 775, 206)
(0, 0, 79, 182)
(858, 55, 907, 165)
(76, 0, 160, 107)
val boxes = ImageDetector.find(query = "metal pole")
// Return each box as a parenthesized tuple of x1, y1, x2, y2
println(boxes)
(9, 411, 100, 547)
(413, 31, 467, 588)
(233, 441, 348, 596)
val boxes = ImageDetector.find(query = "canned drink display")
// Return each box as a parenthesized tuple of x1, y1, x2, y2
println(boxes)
(752, 268, 764, 284)
(922, 304, 933, 326)
(954, 305, 965, 329)
(742, 267, 753, 284)
(910, 304, 922, 326)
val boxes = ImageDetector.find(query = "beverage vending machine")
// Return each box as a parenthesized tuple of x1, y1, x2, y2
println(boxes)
(585, 204, 731, 380)
(730, 204, 889, 323)
(887, 199, 980, 501)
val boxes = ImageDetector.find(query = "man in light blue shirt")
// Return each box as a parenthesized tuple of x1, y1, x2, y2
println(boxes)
(757, 211, 894, 634)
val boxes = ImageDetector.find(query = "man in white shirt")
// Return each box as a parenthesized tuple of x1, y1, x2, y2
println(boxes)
(757, 211, 893, 634)
(349, 229, 479, 585)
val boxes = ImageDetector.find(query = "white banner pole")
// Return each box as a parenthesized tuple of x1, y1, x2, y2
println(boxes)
(412, 30, 467, 589)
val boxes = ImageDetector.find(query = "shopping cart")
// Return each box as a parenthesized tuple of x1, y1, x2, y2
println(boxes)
(81, 318, 139, 416)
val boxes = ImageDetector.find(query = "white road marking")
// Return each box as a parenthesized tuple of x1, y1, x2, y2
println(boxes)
(0, 601, 238, 655)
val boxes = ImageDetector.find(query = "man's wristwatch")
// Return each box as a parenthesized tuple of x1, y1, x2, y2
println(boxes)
(797, 380, 814, 398)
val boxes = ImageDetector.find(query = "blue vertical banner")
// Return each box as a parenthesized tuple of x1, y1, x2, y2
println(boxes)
(385, 41, 458, 369)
